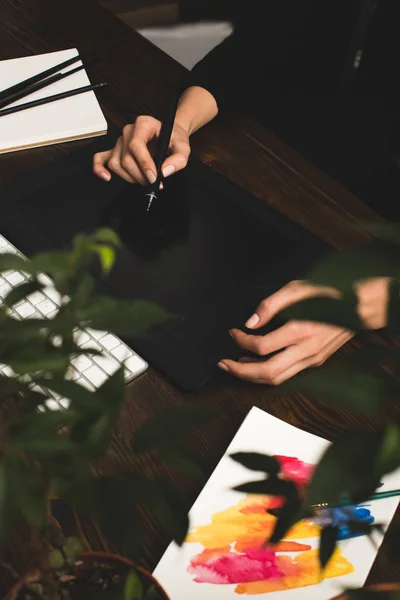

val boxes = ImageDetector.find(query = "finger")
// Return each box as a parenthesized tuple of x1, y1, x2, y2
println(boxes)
(274, 330, 353, 384)
(229, 321, 308, 356)
(218, 343, 310, 384)
(107, 138, 136, 184)
(118, 150, 148, 185)
(161, 137, 191, 179)
(245, 280, 339, 330)
(126, 118, 160, 183)
(93, 149, 113, 181)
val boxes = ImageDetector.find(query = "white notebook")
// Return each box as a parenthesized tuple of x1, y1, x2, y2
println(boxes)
(0, 48, 108, 154)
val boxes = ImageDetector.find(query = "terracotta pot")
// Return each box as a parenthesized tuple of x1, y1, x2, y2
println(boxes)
(5, 551, 170, 600)
(331, 582, 400, 599)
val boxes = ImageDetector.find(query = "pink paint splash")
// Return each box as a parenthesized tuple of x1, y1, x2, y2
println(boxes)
(274, 455, 314, 488)
(188, 548, 284, 585)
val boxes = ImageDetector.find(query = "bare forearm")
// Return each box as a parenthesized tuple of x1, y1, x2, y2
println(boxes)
(175, 86, 219, 136)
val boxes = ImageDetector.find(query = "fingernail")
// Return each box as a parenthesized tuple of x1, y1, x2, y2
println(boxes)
(229, 330, 234, 339)
(100, 172, 111, 182)
(245, 313, 260, 329)
(146, 170, 156, 184)
(218, 362, 230, 373)
(162, 165, 175, 178)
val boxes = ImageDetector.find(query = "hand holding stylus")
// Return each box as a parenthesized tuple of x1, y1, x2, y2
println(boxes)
(93, 86, 218, 185)
(93, 116, 190, 186)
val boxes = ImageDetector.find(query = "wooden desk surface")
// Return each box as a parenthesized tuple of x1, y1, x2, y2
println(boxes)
(0, 0, 398, 592)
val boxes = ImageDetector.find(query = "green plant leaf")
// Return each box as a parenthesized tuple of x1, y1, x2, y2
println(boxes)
(363, 221, 400, 246)
(319, 525, 339, 570)
(88, 243, 116, 274)
(282, 297, 362, 330)
(94, 476, 144, 559)
(31, 252, 70, 280)
(144, 585, 162, 600)
(374, 424, 400, 477)
(0, 463, 12, 547)
(77, 298, 170, 337)
(63, 537, 84, 562)
(282, 367, 384, 416)
(0, 376, 25, 402)
(132, 405, 214, 453)
(49, 549, 65, 569)
(233, 478, 297, 497)
(307, 431, 383, 507)
(13, 461, 47, 529)
(36, 378, 98, 412)
(162, 447, 207, 479)
(146, 479, 190, 546)
(0, 253, 31, 273)
(8, 353, 68, 376)
(3, 280, 43, 308)
(309, 241, 400, 290)
(93, 228, 121, 247)
(124, 570, 144, 600)
(269, 496, 305, 544)
(85, 413, 113, 457)
(230, 453, 281, 475)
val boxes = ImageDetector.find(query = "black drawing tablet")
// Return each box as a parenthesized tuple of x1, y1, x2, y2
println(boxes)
(1, 133, 327, 390)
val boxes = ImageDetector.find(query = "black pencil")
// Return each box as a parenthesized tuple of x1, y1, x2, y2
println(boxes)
(145, 92, 180, 211)
(0, 81, 107, 118)
(0, 54, 81, 104)
(0, 63, 85, 110)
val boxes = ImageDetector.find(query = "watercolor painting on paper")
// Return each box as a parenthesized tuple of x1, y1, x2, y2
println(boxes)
(153, 408, 400, 600)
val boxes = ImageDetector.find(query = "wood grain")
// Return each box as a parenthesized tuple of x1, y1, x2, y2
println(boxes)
(0, 0, 398, 594)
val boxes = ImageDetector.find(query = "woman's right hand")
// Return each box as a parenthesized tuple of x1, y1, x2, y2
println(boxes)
(93, 115, 191, 185)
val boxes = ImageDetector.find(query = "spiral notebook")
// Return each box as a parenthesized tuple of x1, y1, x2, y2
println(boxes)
(0, 48, 107, 154)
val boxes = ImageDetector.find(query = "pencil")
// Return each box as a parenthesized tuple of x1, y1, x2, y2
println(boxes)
(0, 81, 107, 118)
(0, 63, 85, 110)
(0, 54, 81, 104)
(145, 92, 180, 211)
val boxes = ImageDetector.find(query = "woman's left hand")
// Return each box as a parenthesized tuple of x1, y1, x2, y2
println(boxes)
(218, 278, 390, 385)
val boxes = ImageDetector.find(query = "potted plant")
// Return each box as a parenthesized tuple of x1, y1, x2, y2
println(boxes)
(231, 222, 400, 599)
(0, 229, 210, 599)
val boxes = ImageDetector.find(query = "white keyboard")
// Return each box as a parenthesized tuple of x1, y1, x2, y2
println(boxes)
(0, 232, 148, 410)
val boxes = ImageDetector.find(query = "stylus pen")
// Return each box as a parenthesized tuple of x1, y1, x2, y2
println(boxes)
(0, 54, 81, 104)
(0, 81, 107, 118)
(0, 63, 85, 110)
(145, 92, 180, 212)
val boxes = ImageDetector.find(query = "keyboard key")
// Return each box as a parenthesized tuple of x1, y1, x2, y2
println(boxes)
(15, 301, 36, 318)
(81, 340, 102, 353)
(76, 377, 95, 391)
(28, 291, 45, 305)
(125, 354, 145, 373)
(73, 330, 90, 346)
(86, 328, 108, 340)
(98, 333, 120, 351)
(93, 354, 120, 375)
(71, 354, 92, 372)
(36, 298, 56, 316)
(111, 344, 131, 361)
(84, 365, 109, 387)
(4, 271, 25, 286)
(0, 282, 12, 298)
